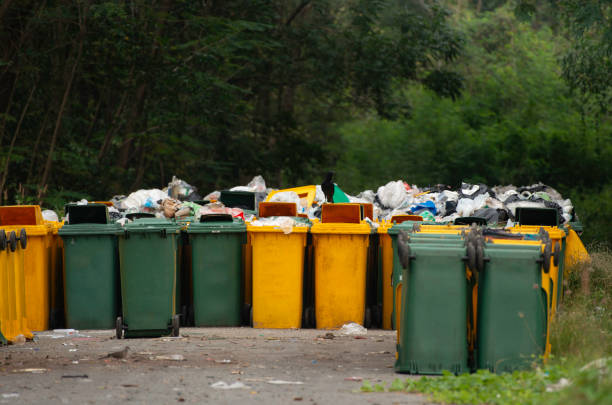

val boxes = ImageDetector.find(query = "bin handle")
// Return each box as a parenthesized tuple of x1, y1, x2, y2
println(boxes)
(160, 228, 167, 238)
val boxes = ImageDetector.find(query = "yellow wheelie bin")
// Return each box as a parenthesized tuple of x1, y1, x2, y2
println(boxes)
(311, 204, 371, 329)
(46, 220, 65, 328)
(248, 202, 311, 328)
(0, 206, 58, 331)
(0, 228, 33, 342)
(378, 221, 394, 330)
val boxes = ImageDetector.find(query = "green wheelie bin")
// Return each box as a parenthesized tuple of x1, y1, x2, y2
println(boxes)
(186, 214, 246, 326)
(116, 218, 182, 338)
(394, 243, 472, 375)
(59, 204, 121, 329)
(476, 246, 550, 373)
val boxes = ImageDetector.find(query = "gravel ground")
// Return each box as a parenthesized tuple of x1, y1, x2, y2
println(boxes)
(0, 328, 427, 404)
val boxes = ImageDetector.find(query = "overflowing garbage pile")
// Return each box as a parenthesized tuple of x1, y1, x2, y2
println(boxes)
(43, 174, 575, 227)
(349, 180, 574, 225)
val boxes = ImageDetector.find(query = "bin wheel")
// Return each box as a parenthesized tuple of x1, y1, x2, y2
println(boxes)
(249, 307, 253, 327)
(172, 315, 180, 337)
(242, 304, 252, 327)
(466, 242, 476, 271)
(364, 308, 372, 329)
(116, 317, 123, 339)
(374, 304, 382, 329)
(476, 243, 485, 273)
(19, 228, 27, 249)
(0, 230, 6, 251)
(8, 231, 17, 252)
(542, 241, 552, 274)
(303, 306, 315, 328)
(553, 241, 560, 267)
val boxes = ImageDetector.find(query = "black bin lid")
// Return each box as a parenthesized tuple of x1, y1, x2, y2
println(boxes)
(219, 191, 256, 211)
(65, 204, 109, 225)
(454, 216, 487, 226)
(516, 207, 559, 226)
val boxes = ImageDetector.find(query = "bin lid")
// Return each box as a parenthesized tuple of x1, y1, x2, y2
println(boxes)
(0, 205, 44, 226)
(65, 203, 109, 225)
(387, 221, 421, 235)
(59, 223, 122, 236)
(219, 190, 256, 211)
(122, 218, 183, 233)
(310, 222, 371, 235)
(187, 215, 246, 233)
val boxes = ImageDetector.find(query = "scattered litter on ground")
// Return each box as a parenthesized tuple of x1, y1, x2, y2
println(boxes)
(152, 354, 184, 361)
(344, 376, 363, 382)
(338, 323, 367, 336)
(12, 368, 47, 374)
(211, 381, 250, 390)
(267, 380, 304, 385)
(1, 393, 20, 399)
(46, 329, 90, 339)
(546, 377, 571, 392)
(100, 347, 129, 359)
(61, 374, 89, 379)
(214, 359, 232, 364)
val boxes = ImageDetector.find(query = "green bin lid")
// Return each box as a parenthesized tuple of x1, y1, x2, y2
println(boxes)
(122, 218, 182, 233)
(187, 215, 246, 234)
(59, 223, 122, 236)
(387, 221, 420, 235)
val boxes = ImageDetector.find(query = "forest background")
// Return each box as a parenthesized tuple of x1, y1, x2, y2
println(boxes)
(0, 0, 610, 245)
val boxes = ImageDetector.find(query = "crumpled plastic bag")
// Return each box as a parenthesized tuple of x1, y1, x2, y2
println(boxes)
(167, 176, 198, 201)
(42, 210, 59, 222)
(197, 202, 245, 221)
(203, 190, 221, 201)
(246, 175, 266, 193)
(338, 322, 367, 335)
(230, 175, 267, 193)
(120, 189, 168, 211)
(315, 185, 325, 203)
(456, 193, 489, 217)
(376, 180, 409, 209)
(249, 217, 307, 234)
(356, 190, 376, 203)
(269, 191, 300, 205)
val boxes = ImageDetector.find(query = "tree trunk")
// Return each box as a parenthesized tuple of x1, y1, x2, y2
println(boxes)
(0, 70, 19, 146)
(117, 83, 146, 169)
(129, 140, 147, 190)
(476, 0, 483, 13)
(26, 109, 50, 185)
(0, 83, 36, 203)
(39, 2, 88, 197)
(0, 0, 14, 23)
(98, 90, 128, 161)
(84, 97, 102, 146)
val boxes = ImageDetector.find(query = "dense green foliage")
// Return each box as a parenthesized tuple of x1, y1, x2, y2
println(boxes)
(0, 0, 610, 245)
(333, 3, 612, 246)
(0, 0, 462, 201)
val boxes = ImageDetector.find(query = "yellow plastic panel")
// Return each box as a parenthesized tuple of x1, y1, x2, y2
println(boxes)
(248, 226, 308, 329)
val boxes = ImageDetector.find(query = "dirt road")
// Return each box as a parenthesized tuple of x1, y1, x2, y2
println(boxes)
(0, 328, 426, 404)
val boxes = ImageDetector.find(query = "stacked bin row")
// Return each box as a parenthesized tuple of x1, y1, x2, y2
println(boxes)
(385, 208, 569, 374)
(0, 201, 585, 377)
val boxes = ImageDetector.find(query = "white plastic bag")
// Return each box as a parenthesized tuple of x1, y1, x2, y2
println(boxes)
(377, 180, 408, 209)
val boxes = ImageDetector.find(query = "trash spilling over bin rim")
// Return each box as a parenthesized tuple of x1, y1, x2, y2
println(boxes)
(246, 225, 310, 234)
(310, 222, 373, 235)
(186, 220, 246, 234)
